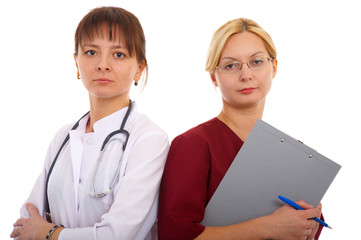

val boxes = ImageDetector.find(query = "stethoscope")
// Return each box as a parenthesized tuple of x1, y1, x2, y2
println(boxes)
(45, 100, 133, 215)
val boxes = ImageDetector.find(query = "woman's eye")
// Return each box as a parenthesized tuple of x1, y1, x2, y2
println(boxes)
(85, 50, 96, 56)
(252, 59, 264, 65)
(249, 59, 264, 68)
(224, 63, 237, 70)
(114, 52, 125, 58)
(250, 56, 268, 67)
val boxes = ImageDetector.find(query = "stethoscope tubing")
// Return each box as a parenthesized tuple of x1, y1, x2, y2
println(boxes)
(45, 100, 133, 214)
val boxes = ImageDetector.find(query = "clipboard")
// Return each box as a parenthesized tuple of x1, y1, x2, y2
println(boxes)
(201, 119, 341, 226)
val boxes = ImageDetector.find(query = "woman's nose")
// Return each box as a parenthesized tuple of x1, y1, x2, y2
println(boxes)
(97, 57, 111, 71)
(239, 64, 253, 82)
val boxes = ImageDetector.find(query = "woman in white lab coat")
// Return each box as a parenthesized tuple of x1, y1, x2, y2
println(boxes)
(11, 6, 169, 240)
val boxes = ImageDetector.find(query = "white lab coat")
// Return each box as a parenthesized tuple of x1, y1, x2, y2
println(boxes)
(19, 103, 169, 239)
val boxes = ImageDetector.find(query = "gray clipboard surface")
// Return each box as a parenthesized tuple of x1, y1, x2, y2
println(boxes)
(201, 119, 341, 226)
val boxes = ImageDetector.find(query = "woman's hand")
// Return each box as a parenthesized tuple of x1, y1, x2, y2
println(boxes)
(309, 202, 322, 239)
(266, 200, 322, 240)
(10, 203, 54, 240)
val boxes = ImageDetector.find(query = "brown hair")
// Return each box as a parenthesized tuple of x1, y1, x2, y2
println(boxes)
(205, 18, 276, 73)
(74, 6, 148, 85)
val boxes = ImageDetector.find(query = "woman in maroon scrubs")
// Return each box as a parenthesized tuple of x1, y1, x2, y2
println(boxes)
(158, 17, 323, 240)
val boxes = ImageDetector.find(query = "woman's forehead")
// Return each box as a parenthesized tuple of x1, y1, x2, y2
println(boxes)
(221, 32, 268, 57)
(79, 22, 125, 43)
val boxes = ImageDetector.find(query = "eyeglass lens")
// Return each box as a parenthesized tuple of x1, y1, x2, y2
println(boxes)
(218, 56, 271, 73)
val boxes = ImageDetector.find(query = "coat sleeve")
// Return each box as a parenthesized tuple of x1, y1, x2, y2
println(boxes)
(19, 124, 72, 219)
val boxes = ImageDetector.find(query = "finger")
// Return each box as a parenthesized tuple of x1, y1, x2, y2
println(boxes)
(304, 228, 312, 236)
(10, 226, 21, 238)
(296, 200, 314, 209)
(304, 228, 313, 240)
(26, 203, 40, 217)
(309, 224, 319, 240)
(306, 210, 321, 220)
(317, 202, 322, 211)
(13, 218, 25, 227)
(297, 205, 321, 220)
(306, 219, 318, 229)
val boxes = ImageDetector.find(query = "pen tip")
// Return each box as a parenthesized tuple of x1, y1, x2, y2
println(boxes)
(327, 225, 332, 229)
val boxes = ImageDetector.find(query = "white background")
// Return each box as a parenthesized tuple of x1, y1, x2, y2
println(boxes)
(1, 0, 360, 239)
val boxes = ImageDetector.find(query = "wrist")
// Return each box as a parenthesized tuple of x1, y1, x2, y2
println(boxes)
(253, 215, 276, 240)
(49, 226, 64, 240)
(46, 224, 64, 240)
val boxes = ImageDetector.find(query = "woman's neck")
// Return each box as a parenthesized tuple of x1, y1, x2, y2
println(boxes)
(217, 100, 265, 142)
(86, 95, 130, 133)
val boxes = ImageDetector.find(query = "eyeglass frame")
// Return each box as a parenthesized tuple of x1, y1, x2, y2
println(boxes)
(216, 55, 273, 74)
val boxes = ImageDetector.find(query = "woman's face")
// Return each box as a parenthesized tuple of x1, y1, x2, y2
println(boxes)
(74, 31, 144, 102)
(211, 31, 277, 110)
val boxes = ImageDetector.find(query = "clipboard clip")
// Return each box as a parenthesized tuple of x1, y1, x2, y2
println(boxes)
(280, 138, 316, 158)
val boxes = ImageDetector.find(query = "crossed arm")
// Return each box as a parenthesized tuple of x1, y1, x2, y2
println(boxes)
(11, 203, 63, 240)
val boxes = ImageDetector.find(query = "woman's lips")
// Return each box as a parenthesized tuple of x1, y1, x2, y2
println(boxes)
(94, 78, 112, 84)
(240, 88, 255, 94)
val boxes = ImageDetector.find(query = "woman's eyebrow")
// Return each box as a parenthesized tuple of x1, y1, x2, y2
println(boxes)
(249, 51, 267, 57)
(81, 43, 126, 49)
(111, 44, 126, 50)
(219, 56, 238, 61)
(220, 51, 267, 61)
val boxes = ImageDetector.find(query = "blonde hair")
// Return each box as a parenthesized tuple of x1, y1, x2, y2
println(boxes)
(205, 18, 277, 73)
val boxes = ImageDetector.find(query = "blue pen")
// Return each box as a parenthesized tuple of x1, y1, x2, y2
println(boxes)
(278, 195, 332, 229)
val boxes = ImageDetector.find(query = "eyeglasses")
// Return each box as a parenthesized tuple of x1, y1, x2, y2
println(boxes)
(216, 56, 273, 74)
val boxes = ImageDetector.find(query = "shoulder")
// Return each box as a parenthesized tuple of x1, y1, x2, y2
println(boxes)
(127, 108, 169, 146)
(50, 123, 74, 147)
(131, 111, 167, 135)
(43, 121, 77, 169)
(172, 117, 221, 145)
(164, 118, 221, 160)
(169, 117, 242, 159)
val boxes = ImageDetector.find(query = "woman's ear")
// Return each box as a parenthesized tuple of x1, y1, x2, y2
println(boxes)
(74, 54, 80, 79)
(272, 58, 278, 79)
(134, 61, 146, 81)
(210, 73, 218, 87)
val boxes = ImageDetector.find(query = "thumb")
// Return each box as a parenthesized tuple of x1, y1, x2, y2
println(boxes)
(26, 203, 40, 217)
(295, 200, 314, 210)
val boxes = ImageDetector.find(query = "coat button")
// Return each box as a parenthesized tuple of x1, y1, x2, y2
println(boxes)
(86, 136, 94, 144)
